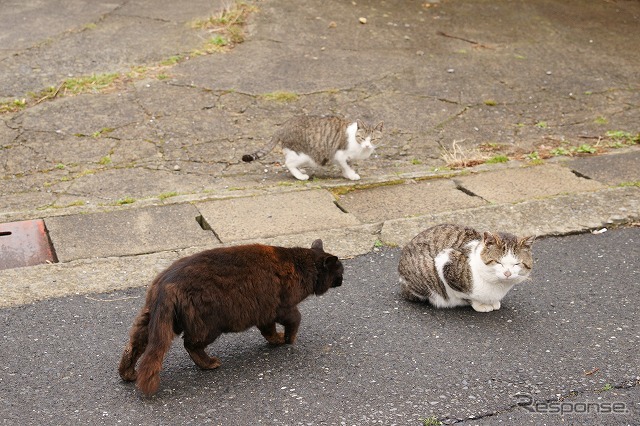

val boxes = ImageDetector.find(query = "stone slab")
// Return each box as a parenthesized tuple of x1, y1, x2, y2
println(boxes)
(232, 223, 382, 260)
(380, 186, 640, 248)
(45, 204, 217, 262)
(195, 190, 360, 242)
(454, 164, 607, 204)
(0, 250, 179, 308)
(335, 179, 487, 224)
(566, 150, 640, 185)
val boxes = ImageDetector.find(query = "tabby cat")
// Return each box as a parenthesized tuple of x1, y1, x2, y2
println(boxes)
(242, 115, 383, 181)
(118, 239, 343, 396)
(398, 224, 535, 312)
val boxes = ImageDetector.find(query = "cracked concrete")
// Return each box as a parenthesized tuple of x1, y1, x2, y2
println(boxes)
(2, 0, 638, 218)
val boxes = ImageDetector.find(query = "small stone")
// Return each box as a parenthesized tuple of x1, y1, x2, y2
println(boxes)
(173, 165, 181, 171)
(447, 68, 455, 73)
(607, 215, 626, 224)
(359, 17, 367, 24)
(328, 21, 337, 28)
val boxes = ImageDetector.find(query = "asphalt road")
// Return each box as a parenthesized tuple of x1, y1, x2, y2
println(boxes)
(1, 228, 638, 425)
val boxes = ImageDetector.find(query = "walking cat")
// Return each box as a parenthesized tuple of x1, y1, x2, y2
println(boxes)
(398, 224, 535, 312)
(118, 239, 343, 396)
(242, 115, 383, 181)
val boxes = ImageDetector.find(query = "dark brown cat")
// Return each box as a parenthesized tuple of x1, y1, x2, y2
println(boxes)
(118, 239, 343, 396)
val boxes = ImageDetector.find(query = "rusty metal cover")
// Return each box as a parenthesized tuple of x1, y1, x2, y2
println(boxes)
(0, 219, 58, 270)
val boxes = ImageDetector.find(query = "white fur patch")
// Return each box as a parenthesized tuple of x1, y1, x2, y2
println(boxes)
(467, 243, 528, 309)
(284, 148, 317, 180)
(430, 249, 469, 308)
(340, 122, 375, 160)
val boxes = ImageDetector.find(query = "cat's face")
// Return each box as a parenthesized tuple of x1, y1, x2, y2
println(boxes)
(356, 120, 384, 149)
(311, 239, 344, 294)
(480, 232, 535, 281)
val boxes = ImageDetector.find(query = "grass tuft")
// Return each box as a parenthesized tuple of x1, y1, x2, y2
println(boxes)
(261, 91, 299, 102)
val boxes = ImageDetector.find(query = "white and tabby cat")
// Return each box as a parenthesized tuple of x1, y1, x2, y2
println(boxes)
(398, 224, 535, 312)
(242, 115, 383, 181)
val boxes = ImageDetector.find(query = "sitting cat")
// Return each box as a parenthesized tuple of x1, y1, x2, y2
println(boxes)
(118, 239, 343, 396)
(242, 115, 383, 181)
(398, 224, 535, 312)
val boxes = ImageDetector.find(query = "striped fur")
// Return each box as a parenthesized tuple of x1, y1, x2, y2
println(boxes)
(398, 224, 534, 311)
(242, 115, 383, 180)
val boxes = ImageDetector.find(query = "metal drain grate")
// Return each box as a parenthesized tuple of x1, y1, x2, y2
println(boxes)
(0, 219, 58, 270)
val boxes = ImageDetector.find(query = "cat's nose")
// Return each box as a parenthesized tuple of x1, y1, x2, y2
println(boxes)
(504, 271, 512, 278)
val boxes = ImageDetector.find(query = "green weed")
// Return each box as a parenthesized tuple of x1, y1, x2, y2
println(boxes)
(64, 200, 86, 207)
(62, 73, 119, 95)
(486, 155, 509, 164)
(0, 98, 27, 113)
(525, 151, 540, 161)
(550, 147, 571, 156)
(576, 144, 597, 154)
(92, 127, 115, 138)
(160, 55, 183, 66)
(535, 121, 548, 129)
(606, 130, 639, 145)
(190, 2, 257, 48)
(261, 91, 299, 102)
(98, 156, 112, 165)
(158, 191, 179, 200)
(115, 197, 135, 205)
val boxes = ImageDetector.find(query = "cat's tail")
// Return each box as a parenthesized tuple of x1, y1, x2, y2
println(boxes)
(134, 285, 177, 396)
(241, 136, 278, 162)
(118, 307, 151, 382)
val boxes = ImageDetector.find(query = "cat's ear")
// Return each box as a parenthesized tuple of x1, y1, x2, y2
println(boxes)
(483, 231, 500, 247)
(311, 239, 324, 252)
(374, 121, 384, 132)
(324, 255, 339, 269)
(519, 235, 536, 248)
(356, 119, 365, 130)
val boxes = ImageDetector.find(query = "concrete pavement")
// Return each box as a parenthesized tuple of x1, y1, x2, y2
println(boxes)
(0, 228, 638, 425)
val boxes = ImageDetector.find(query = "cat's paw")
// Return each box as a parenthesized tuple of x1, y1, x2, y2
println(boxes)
(292, 172, 310, 181)
(265, 332, 286, 345)
(344, 172, 361, 181)
(471, 301, 496, 312)
(120, 369, 137, 382)
(200, 356, 222, 370)
(492, 301, 501, 310)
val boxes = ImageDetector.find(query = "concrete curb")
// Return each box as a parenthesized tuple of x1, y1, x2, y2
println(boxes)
(1, 181, 637, 308)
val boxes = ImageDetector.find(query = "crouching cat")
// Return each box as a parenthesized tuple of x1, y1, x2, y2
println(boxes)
(118, 239, 343, 396)
(398, 224, 535, 312)
(242, 115, 383, 181)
